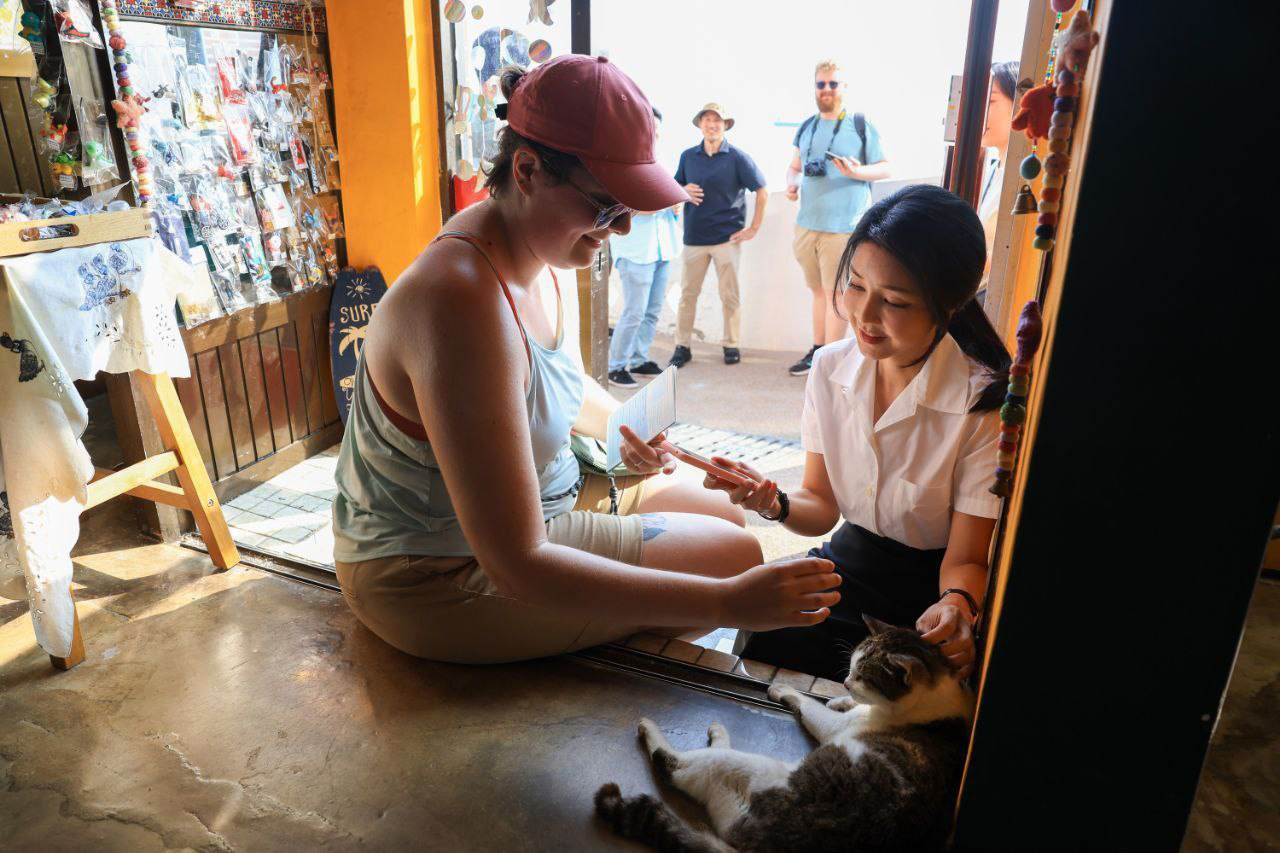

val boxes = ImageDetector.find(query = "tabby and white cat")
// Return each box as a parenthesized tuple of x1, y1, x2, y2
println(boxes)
(595, 616, 974, 852)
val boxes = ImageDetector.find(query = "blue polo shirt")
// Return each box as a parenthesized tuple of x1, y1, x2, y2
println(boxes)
(673, 140, 767, 246)
(793, 112, 885, 233)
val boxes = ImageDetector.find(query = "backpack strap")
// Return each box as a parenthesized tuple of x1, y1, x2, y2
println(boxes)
(853, 112, 868, 164)
(796, 114, 819, 149)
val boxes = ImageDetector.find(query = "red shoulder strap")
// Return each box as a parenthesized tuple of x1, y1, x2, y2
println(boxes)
(435, 230, 531, 362)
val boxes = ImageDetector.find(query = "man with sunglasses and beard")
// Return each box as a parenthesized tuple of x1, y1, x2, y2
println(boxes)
(786, 60, 891, 377)
(667, 103, 768, 369)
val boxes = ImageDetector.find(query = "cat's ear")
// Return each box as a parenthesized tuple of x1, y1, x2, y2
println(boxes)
(862, 614, 895, 636)
(887, 653, 927, 686)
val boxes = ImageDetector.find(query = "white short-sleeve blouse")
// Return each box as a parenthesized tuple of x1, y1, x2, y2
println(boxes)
(800, 334, 1002, 550)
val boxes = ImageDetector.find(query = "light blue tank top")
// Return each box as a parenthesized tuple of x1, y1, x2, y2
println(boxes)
(332, 232, 585, 562)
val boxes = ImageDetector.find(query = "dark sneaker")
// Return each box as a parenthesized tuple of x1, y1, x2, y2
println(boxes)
(668, 346, 693, 368)
(788, 345, 819, 376)
(608, 369, 638, 388)
(630, 360, 662, 375)
(723, 347, 741, 365)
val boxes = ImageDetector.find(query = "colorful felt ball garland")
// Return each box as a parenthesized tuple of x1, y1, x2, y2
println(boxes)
(991, 301, 1044, 498)
(99, 0, 152, 205)
(1032, 67, 1078, 251)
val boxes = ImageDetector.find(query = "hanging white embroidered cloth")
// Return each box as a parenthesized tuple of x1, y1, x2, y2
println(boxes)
(0, 238, 191, 657)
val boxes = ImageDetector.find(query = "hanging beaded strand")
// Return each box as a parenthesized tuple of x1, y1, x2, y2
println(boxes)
(1018, 12, 1063, 188)
(991, 301, 1044, 498)
(100, 0, 152, 205)
(1033, 64, 1078, 251)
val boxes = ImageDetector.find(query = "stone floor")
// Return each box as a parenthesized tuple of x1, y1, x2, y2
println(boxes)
(1, 499, 814, 851)
(1, 338, 1275, 850)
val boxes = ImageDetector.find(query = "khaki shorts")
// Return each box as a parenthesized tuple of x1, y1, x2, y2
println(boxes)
(793, 225, 851, 293)
(334, 473, 655, 664)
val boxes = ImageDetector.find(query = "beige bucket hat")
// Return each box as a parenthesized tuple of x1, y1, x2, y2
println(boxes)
(692, 102, 734, 130)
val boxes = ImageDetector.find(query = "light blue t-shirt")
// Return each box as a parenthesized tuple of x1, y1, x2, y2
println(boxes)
(610, 209, 680, 264)
(793, 112, 885, 234)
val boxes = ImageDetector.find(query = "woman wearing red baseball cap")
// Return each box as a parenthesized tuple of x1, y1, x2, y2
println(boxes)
(330, 55, 840, 664)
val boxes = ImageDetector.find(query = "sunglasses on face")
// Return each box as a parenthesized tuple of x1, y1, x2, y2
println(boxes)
(566, 177, 633, 230)
(815, 80, 841, 90)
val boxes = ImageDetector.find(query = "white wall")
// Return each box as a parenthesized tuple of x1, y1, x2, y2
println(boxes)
(598, 0, 1032, 352)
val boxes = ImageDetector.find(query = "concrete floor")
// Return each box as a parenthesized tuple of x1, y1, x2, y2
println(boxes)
(1, 339, 1275, 850)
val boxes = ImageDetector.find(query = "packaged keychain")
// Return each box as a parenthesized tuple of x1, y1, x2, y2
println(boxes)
(52, 0, 103, 47)
(185, 64, 223, 131)
(216, 54, 245, 104)
(256, 184, 294, 231)
(151, 203, 193, 264)
(263, 229, 288, 266)
(262, 40, 286, 94)
(235, 195, 260, 234)
(303, 241, 325, 287)
(317, 194, 345, 239)
(203, 243, 250, 313)
(183, 174, 236, 239)
(176, 256, 225, 326)
(223, 104, 259, 165)
(74, 96, 120, 185)
(240, 234, 278, 302)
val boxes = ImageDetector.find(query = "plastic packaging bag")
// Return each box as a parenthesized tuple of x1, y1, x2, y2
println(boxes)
(52, 0, 103, 47)
(216, 54, 245, 104)
(74, 96, 120, 185)
(255, 184, 294, 231)
(263, 229, 288, 266)
(223, 104, 259, 166)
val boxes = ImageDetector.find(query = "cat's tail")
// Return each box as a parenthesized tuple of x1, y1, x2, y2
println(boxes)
(594, 783, 734, 853)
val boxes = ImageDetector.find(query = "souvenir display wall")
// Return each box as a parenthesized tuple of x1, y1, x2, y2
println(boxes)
(17, 0, 123, 192)
(108, 20, 344, 325)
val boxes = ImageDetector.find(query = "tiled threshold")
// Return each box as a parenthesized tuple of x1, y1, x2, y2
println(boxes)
(201, 428, 842, 707)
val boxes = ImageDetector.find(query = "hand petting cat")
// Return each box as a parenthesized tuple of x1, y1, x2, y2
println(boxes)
(917, 602, 976, 678)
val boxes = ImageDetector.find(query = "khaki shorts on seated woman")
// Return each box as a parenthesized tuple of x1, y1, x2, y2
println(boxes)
(331, 55, 841, 664)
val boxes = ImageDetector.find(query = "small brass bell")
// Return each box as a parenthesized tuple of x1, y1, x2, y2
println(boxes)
(1011, 183, 1038, 215)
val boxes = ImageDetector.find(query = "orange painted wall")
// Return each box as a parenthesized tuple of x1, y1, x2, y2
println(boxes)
(328, 0, 444, 284)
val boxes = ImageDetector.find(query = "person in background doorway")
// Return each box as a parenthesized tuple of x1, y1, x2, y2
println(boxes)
(786, 59, 891, 377)
(976, 61, 1020, 305)
(668, 103, 768, 369)
(607, 106, 681, 388)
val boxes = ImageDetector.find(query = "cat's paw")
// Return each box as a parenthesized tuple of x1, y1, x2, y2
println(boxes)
(707, 722, 730, 747)
(637, 718, 663, 751)
(826, 696, 857, 712)
(768, 685, 803, 712)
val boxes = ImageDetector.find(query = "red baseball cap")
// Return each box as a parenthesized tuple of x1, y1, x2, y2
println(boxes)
(503, 55, 687, 213)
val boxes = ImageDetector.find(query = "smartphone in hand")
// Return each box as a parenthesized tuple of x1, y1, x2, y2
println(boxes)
(658, 441, 757, 488)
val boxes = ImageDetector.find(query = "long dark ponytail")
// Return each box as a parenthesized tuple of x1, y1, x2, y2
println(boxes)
(834, 184, 1011, 412)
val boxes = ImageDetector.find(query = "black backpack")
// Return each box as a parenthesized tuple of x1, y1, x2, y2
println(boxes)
(798, 112, 868, 164)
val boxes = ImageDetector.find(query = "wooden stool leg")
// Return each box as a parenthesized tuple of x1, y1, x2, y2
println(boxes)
(49, 595, 86, 670)
(137, 371, 241, 571)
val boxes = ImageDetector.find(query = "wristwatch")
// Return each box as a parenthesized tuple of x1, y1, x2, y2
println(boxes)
(759, 490, 790, 523)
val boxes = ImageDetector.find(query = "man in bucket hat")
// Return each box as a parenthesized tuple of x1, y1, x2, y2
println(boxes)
(667, 102, 768, 368)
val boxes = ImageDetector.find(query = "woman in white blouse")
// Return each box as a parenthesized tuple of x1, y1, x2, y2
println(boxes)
(706, 185, 1010, 682)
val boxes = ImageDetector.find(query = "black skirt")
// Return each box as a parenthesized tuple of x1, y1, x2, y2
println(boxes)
(739, 521, 946, 683)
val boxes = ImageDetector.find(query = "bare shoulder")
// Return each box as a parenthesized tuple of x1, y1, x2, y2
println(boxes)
(371, 239, 517, 357)
(363, 232, 527, 414)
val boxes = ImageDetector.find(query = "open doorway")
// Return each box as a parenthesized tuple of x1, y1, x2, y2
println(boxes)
(590, 1, 1033, 667)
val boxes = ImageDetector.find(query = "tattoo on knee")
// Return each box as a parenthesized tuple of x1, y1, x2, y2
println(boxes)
(640, 513, 668, 542)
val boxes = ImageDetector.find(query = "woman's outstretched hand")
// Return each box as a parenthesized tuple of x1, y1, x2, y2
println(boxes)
(618, 425, 676, 476)
(702, 456, 779, 517)
(917, 602, 976, 679)
(720, 558, 841, 631)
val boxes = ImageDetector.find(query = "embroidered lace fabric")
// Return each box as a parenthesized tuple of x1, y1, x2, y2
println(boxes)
(0, 239, 192, 656)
